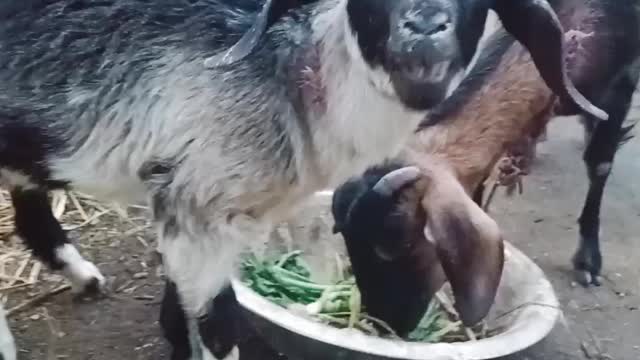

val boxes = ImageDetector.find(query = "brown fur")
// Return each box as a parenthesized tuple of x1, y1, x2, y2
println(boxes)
(383, 43, 562, 326)
(387, 156, 505, 326)
(405, 43, 557, 193)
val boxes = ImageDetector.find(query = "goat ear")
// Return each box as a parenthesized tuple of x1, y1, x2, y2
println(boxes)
(422, 184, 504, 326)
(205, 0, 317, 67)
(491, 0, 607, 121)
(331, 178, 369, 235)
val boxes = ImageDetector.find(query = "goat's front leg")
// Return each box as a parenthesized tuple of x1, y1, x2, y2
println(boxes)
(153, 191, 267, 360)
(157, 220, 246, 360)
(575, 70, 638, 287)
(10, 187, 105, 294)
(160, 277, 241, 360)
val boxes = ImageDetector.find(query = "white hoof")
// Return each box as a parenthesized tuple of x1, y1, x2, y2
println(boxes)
(201, 345, 239, 360)
(66, 260, 106, 294)
(221, 346, 240, 360)
(57, 244, 106, 293)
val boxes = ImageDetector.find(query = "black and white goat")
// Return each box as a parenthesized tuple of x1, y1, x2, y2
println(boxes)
(332, 1, 640, 337)
(0, 0, 605, 359)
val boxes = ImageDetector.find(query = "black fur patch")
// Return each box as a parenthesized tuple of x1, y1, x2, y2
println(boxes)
(346, 0, 393, 67)
(331, 160, 407, 233)
(11, 189, 70, 269)
(455, 0, 491, 66)
(198, 285, 241, 359)
(159, 280, 192, 360)
(0, 108, 67, 188)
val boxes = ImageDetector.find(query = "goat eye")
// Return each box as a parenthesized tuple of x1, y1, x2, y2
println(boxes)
(139, 159, 174, 181)
(149, 164, 172, 175)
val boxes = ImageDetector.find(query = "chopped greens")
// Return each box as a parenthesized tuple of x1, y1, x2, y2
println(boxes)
(240, 251, 489, 343)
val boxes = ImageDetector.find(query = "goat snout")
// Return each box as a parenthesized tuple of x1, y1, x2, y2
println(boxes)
(388, 6, 459, 84)
(383, 3, 461, 109)
(401, 12, 452, 38)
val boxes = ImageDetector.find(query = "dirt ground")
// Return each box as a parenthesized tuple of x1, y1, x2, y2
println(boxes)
(4, 106, 640, 359)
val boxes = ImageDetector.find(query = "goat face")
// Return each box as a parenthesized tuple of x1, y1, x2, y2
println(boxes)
(332, 163, 504, 330)
(345, 0, 464, 109)
(223, 0, 608, 119)
(345, 0, 608, 117)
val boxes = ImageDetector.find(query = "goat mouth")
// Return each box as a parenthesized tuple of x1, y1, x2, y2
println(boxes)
(399, 60, 451, 84)
(389, 59, 461, 110)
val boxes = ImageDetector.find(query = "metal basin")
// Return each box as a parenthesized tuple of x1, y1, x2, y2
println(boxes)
(231, 191, 560, 360)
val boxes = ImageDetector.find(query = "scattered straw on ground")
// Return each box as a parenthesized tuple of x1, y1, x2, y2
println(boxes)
(0, 190, 151, 313)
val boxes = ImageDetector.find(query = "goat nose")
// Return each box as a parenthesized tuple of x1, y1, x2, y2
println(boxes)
(402, 12, 451, 37)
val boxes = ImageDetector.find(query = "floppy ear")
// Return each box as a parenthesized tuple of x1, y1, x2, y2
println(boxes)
(205, 0, 318, 68)
(492, 0, 608, 121)
(331, 178, 368, 234)
(421, 172, 504, 326)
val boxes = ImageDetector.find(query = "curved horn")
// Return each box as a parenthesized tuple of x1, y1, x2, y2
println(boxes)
(492, 0, 608, 121)
(372, 166, 422, 197)
(205, 0, 275, 68)
(205, 0, 321, 68)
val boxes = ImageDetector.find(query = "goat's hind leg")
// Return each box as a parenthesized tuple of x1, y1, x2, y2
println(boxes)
(155, 207, 255, 360)
(574, 68, 639, 286)
(9, 187, 105, 294)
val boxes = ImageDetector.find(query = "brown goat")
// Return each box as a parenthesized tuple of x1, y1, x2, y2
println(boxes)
(405, 43, 556, 194)
(333, 0, 640, 334)
(331, 33, 558, 332)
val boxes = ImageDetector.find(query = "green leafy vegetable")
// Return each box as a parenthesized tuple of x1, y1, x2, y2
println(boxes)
(241, 251, 487, 343)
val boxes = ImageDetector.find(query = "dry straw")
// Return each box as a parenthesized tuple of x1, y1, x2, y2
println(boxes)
(0, 190, 150, 316)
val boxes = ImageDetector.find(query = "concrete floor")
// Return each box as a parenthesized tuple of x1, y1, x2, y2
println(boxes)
(491, 115, 640, 360)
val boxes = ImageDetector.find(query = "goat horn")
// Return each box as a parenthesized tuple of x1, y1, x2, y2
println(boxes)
(372, 166, 422, 196)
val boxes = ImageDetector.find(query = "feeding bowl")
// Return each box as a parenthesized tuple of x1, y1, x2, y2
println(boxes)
(230, 191, 561, 360)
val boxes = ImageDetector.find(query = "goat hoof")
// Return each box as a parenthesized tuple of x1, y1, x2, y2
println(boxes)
(573, 265, 602, 287)
(573, 261, 602, 287)
(572, 239, 602, 287)
(65, 262, 107, 298)
(198, 345, 239, 360)
(574, 271, 601, 287)
(219, 346, 239, 360)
